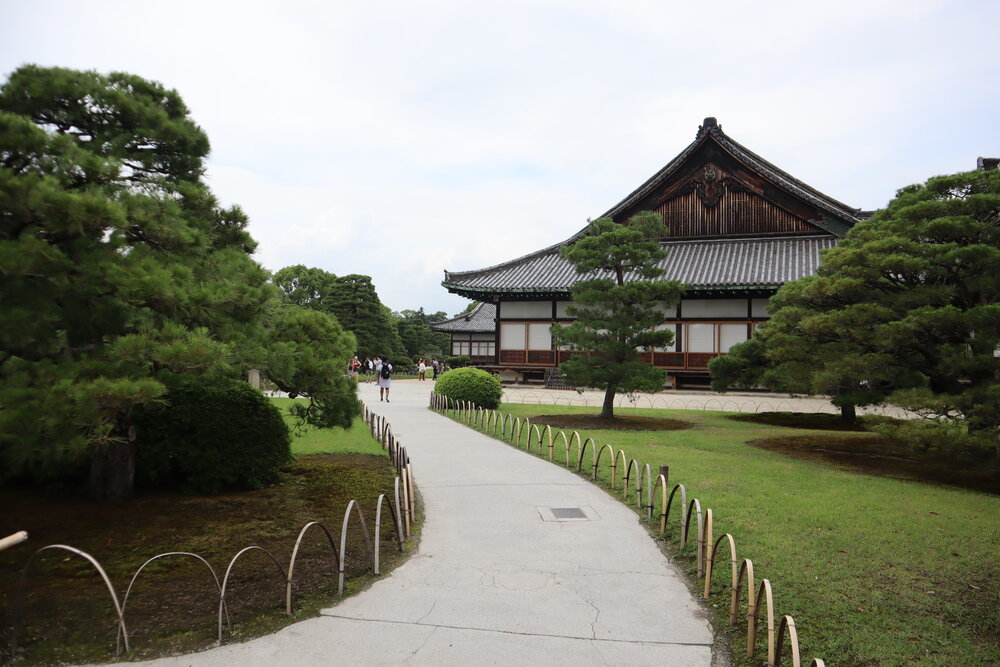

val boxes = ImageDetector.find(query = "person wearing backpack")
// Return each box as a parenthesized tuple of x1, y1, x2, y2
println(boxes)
(378, 357, 393, 402)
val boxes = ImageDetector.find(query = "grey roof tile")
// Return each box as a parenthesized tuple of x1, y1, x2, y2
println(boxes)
(443, 236, 838, 296)
(430, 302, 497, 333)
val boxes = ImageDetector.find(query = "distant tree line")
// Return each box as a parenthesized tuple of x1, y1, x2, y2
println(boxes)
(272, 265, 452, 366)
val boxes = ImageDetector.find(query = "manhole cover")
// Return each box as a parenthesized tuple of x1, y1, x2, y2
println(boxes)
(537, 506, 600, 522)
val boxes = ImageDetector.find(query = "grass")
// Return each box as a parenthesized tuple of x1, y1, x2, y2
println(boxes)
(0, 399, 414, 665)
(449, 402, 1000, 666)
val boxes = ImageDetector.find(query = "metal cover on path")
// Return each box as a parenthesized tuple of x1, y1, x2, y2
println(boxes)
(537, 505, 600, 522)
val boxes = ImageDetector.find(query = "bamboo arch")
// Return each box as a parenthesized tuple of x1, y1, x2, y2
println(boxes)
(119, 551, 228, 652)
(218, 546, 287, 642)
(338, 500, 375, 595)
(14, 544, 130, 655)
(286, 522, 340, 614)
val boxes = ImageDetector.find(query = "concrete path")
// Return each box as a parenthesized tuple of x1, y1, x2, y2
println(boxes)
(123, 380, 714, 666)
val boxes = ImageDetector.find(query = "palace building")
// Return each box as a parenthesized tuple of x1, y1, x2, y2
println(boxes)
(438, 118, 864, 387)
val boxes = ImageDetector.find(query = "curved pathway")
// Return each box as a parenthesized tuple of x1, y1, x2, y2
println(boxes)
(124, 380, 714, 666)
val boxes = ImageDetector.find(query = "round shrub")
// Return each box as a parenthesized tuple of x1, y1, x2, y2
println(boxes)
(435, 367, 502, 409)
(133, 379, 292, 494)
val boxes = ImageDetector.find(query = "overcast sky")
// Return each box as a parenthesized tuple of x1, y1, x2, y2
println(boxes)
(3, 0, 998, 315)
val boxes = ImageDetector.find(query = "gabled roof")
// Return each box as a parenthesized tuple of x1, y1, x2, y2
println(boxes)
(602, 117, 862, 228)
(443, 235, 838, 299)
(442, 118, 861, 300)
(430, 302, 497, 333)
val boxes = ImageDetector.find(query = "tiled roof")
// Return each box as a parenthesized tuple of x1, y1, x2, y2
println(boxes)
(430, 302, 497, 333)
(443, 235, 839, 297)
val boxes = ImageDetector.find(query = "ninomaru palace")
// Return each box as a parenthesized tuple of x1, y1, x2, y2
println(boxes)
(435, 118, 865, 388)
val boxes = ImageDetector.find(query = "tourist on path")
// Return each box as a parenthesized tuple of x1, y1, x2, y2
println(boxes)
(417, 358, 427, 381)
(378, 358, 393, 402)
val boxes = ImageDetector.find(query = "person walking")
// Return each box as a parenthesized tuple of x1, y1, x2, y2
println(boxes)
(417, 358, 426, 381)
(378, 357, 393, 402)
(431, 358, 439, 379)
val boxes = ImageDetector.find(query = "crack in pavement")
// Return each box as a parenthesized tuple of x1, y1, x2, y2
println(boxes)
(402, 626, 437, 664)
(316, 613, 713, 647)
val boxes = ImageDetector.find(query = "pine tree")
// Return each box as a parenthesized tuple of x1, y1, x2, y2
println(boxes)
(0, 66, 357, 499)
(552, 213, 682, 418)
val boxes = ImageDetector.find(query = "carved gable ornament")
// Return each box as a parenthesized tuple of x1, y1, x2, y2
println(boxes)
(693, 163, 726, 208)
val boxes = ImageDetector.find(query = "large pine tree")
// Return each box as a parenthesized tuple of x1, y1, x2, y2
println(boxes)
(0, 66, 358, 499)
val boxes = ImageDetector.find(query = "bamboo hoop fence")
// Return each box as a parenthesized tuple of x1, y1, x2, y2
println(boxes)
(431, 391, 827, 666)
(7, 402, 414, 660)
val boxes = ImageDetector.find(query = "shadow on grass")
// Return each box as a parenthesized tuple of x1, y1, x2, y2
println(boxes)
(751, 433, 1000, 494)
(526, 413, 693, 431)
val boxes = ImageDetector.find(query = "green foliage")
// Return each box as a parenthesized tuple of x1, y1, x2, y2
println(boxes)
(708, 337, 768, 392)
(552, 212, 683, 417)
(133, 379, 291, 494)
(0, 66, 358, 499)
(446, 355, 471, 368)
(435, 367, 503, 409)
(273, 266, 408, 361)
(395, 307, 450, 359)
(711, 168, 1000, 428)
(265, 304, 359, 429)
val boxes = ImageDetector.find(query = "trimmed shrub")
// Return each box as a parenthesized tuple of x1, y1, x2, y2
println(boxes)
(445, 355, 471, 368)
(133, 379, 292, 494)
(435, 367, 502, 409)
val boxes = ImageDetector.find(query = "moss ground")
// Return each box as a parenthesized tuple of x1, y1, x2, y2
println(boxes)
(0, 402, 412, 665)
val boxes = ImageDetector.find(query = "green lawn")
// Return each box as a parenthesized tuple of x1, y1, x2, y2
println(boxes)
(450, 402, 1000, 666)
(271, 397, 386, 456)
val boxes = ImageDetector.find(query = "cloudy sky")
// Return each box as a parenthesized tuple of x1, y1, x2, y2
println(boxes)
(3, 0, 998, 315)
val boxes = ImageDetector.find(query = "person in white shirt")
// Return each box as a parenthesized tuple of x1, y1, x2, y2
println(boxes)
(378, 358, 393, 402)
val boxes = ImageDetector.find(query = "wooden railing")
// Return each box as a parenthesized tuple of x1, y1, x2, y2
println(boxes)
(501, 349, 722, 370)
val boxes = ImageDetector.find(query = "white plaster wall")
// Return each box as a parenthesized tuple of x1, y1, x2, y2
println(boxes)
(751, 298, 771, 318)
(527, 323, 552, 350)
(499, 301, 552, 318)
(682, 298, 747, 318)
(500, 323, 526, 348)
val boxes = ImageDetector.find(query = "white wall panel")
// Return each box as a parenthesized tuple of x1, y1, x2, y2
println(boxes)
(527, 323, 552, 350)
(500, 323, 525, 349)
(682, 298, 747, 318)
(719, 323, 748, 352)
(555, 301, 574, 318)
(499, 301, 552, 318)
(751, 298, 771, 318)
(686, 323, 716, 353)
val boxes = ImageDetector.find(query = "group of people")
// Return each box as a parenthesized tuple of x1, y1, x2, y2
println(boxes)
(415, 358, 442, 381)
(346, 355, 446, 401)
(349, 356, 395, 401)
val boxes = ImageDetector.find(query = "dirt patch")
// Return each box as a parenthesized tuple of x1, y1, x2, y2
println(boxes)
(0, 453, 409, 664)
(526, 414, 692, 431)
(753, 434, 1000, 494)
(728, 412, 872, 431)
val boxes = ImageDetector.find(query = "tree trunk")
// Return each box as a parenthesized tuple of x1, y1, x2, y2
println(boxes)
(840, 403, 857, 423)
(600, 385, 616, 419)
(89, 440, 135, 501)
